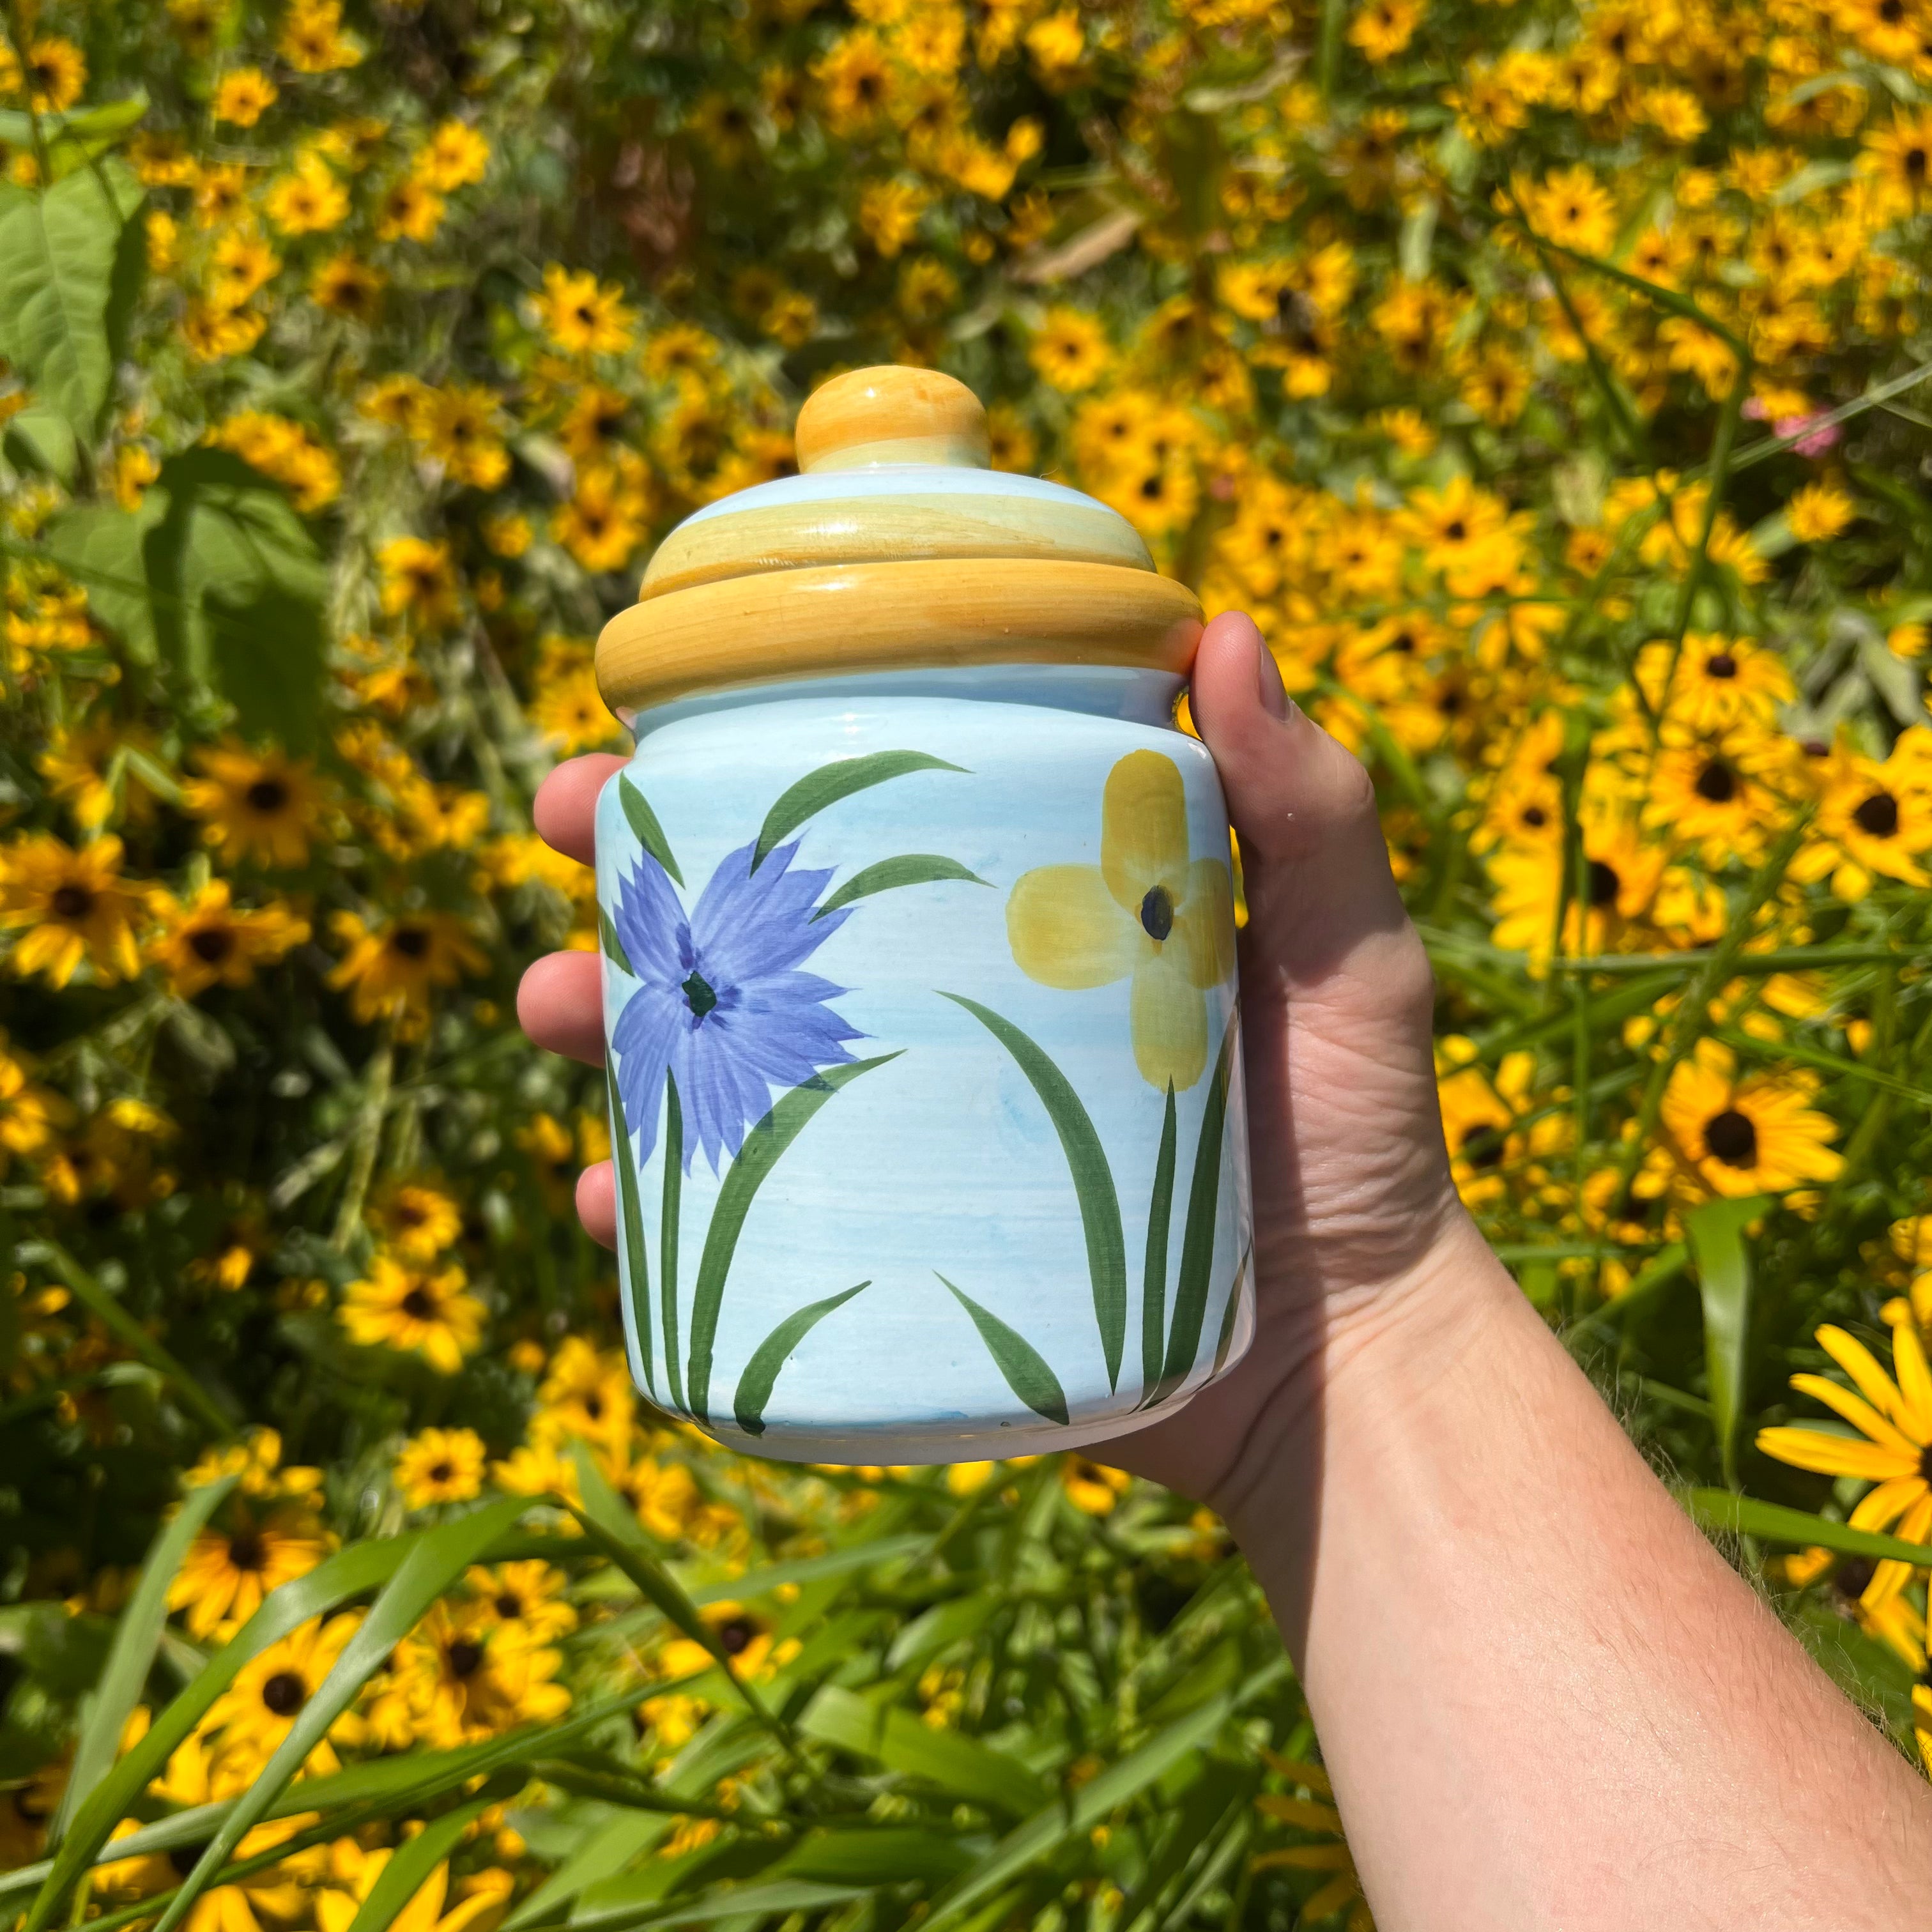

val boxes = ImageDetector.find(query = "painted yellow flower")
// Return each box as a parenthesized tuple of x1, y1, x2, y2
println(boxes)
(1007, 750, 1234, 1092)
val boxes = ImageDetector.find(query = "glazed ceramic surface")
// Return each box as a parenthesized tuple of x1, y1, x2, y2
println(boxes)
(594, 368, 1254, 1463)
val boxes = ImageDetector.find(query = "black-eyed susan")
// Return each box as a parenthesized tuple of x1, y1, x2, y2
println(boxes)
(1252, 1753, 1372, 1931)
(1759, 1322, 1932, 1605)
(378, 535, 463, 627)
(533, 1336, 634, 1450)
(1634, 634, 1793, 730)
(327, 908, 485, 1030)
(551, 466, 651, 573)
(533, 263, 635, 356)
(310, 250, 384, 321)
(374, 177, 445, 244)
(367, 1179, 463, 1262)
(263, 154, 348, 234)
(24, 35, 87, 112)
(1029, 307, 1113, 392)
(1487, 814, 1666, 968)
(0, 834, 153, 988)
(148, 882, 309, 999)
(339, 1255, 486, 1372)
(533, 661, 620, 754)
(202, 1613, 364, 1775)
(1646, 732, 1785, 863)
(1660, 1041, 1841, 1199)
(313, 1843, 512, 1932)
(394, 1426, 487, 1507)
(390, 1598, 571, 1747)
(1773, 1549, 1926, 1671)
(0, 1041, 66, 1170)
(813, 30, 896, 133)
(212, 66, 279, 128)
(1435, 1042, 1567, 1208)
(279, 0, 362, 72)
(1791, 726, 1932, 900)
(419, 385, 509, 489)
(1061, 1456, 1132, 1514)
(467, 1561, 578, 1641)
(413, 119, 490, 193)
(184, 742, 325, 868)
(168, 1500, 330, 1640)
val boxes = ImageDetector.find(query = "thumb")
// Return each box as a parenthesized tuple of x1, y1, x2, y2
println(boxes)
(1188, 610, 1418, 990)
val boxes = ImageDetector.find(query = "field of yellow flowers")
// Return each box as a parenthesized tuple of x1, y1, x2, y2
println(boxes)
(3, 0, 1932, 1922)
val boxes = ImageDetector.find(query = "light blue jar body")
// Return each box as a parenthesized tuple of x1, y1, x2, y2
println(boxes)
(594, 666, 1254, 1464)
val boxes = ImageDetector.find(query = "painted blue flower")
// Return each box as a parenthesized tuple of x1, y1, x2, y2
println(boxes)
(610, 839, 863, 1172)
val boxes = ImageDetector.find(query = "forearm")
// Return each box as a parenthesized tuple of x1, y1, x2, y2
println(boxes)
(1227, 1215, 1932, 1930)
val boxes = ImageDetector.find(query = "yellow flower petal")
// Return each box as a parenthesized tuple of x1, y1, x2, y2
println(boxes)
(1893, 1322, 1932, 1439)
(1754, 1426, 1919, 1482)
(1006, 865, 1138, 990)
(1100, 749, 1190, 916)
(1814, 1324, 1910, 1428)
(1169, 857, 1236, 990)
(1787, 1374, 1920, 1456)
(1130, 947, 1207, 1091)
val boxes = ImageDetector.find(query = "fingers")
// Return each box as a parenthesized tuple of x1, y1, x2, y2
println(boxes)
(576, 1161, 617, 1248)
(517, 949, 606, 1066)
(533, 753, 629, 867)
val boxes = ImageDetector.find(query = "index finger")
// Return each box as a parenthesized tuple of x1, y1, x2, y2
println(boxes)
(533, 753, 629, 866)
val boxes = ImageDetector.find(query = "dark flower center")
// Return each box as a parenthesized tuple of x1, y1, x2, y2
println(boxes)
(228, 1529, 266, 1572)
(52, 884, 95, 920)
(682, 970, 719, 1018)
(428, 1460, 454, 1484)
(390, 924, 431, 960)
(1444, 519, 1466, 542)
(1705, 652, 1738, 678)
(1139, 885, 1174, 942)
(401, 1287, 436, 1319)
(261, 1669, 307, 1715)
(496, 1593, 523, 1619)
(1835, 1556, 1876, 1601)
(190, 928, 236, 963)
(1703, 1108, 1758, 1167)
(1587, 859, 1621, 908)
(714, 1616, 758, 1654)
(169, 1844, 210, 1878)
(584, 1393, 604, 1419)
(447, 1639, 485, 1678)
(1694, 758, 1736, 803)
(1460, 1124, 1506, 1169)
(245, 778, 289, 813)
(1521, 805, 1547, 829)
(1854, 790, 1900, 838)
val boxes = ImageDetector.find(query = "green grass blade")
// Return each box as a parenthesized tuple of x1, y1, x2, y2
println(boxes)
(661, 1075, 685, 1415)
(1682, 1488, 1932, 1565)
(598, 907, 634, 977)
(733, 1282, 870, 1437)
(569, 1880, 866, 1932)
(344, 1784, 507, 1932)
(49, 1473, 238, 1846)
(940, 994, 1125, 1391)
(1140, 1085, 1177, 1407)
(1156, 1026, 1236, 1404)
(607, 1067, 656, 1400)
(938, 1275, 1068, 1427)
(1685, 1195, 1772, 1489)
(753, 751, 966, 871)
(618, 774, 682, 886)
(145, 1498, 529, 1932)
(811, 855, 988, 921)
(774, 1828, 977, 1885)
(24, 1532, 422, 1932)
(686, 1054, 900, 1425)
(799, 1684, 1050, 1818)
(504, 1814, 674, 1931)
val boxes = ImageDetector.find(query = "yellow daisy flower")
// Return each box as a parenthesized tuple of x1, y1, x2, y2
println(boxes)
(183, 742, 325, 868)
(340, 1255, 486, 1372)
(394, 1427, 488, 1508)
(1660, 1041, 1843, 1199)
(169, 1501, 330, 1640)
(0, 834, 153, 988)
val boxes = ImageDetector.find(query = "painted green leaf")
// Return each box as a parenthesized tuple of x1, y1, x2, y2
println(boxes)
(812, 854, 989, 921)
(1155, 1025, 1237, 1405)
(598, 907, 635, 977)
(1685, 1194, 1772, 1488)
(0, 160, 144, 439)
(1140, 1084, 1177, 1407)
(800, 1683, 1050, 1818)
(753, 751, 967, 871)
(49, 1475, 238, 1846)
(941, 994, 1126, 1392)
(660, 1075, 685, 1414)
(685, 1054, 899, 1425)
(146, 1498, 528, 1932)
(939, 1275, 1068, 1427)
(733, 1281, 870, 1436)
(618, 776, 683, 886)
(1209, 1245, 1250, 1380)
(606, 1068, 656, 1400)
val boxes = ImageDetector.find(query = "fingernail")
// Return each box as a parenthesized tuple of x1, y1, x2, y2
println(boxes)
(1255, 632, 1290, 721)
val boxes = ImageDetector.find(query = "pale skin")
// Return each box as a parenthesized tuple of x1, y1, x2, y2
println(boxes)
(520, 610, 1932, 1927)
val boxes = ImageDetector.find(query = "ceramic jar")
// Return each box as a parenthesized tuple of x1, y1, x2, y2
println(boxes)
(594, 366, 1253, 1464)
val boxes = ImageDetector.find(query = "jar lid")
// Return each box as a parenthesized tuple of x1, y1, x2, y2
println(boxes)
(597, 366, 1202, 714)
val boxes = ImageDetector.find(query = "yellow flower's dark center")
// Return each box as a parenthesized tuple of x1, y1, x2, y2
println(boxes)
(1906, 144, 1929, 183)
(1443, 518, 1467, 542)
(169, 1844, 208, 1878)
(714, 1616, 759, 1654)
(402, 1287, 436, 1319)
(447, 1638, 485, 1678)
(190, 927, 236, 963)
(261, 1669, 307, 1715)
(583, 1393, 604, 1419)
(390, 924, 431, 960)
(428, 1460, 454, 1484)
(1704, 651, 1738, 678)
(1460, 1124, 1506, 1169)
(682, 970, 719, 1017)
(1835, 1556, 1876, 1600)
(395, 1201, 426, 1227)
(228, 1529, 267, 1572)
(1920, 1445, 1932, 1484)
(1139, 885, 1174, 941)
(1520, 804, 1548, 830)
(1703, 1108, 1758, 1167)
(1854, 790, 1899, 838)
(52, 884, 95, 921)
(496, 1592, 523, 1618)
(1694, 757, 1736, 804)
(1586, 859, 1620, 907)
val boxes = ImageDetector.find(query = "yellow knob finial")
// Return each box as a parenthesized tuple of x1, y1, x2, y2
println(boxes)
(794, 365, 990, 473)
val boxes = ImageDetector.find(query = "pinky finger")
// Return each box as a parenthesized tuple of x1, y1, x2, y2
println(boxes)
(576, 1162, 617, 1250)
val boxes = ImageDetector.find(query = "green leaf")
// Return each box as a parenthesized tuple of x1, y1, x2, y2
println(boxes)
(1155, 1026, 1236, 1405)
(661, 1075, 685, 1414)
(774, 1828, 977, 1885)
(599, 908, 635, 977)
(1682, 1489, 1932, 1565)
(938, 1275, 1068, 1428)
(570, 1879, 865, 1932)
(686, 1054, 900, 1426)
(24, 1533, 422, 1932)
(147, 1498, 529, 1932)
(5, 406, 79, 483)
(1685, 1195, 1772, 1489)
(606, 1066, 656, 1400)
(49, 1475, 240, 1846)
(618, 776, 683, 887)
(1140, 1084, 1177, 1406)
(940, 995, 1125, 1392)
(753, 752, 967, 871)
(799, 1685, 1050, 1818)
(42, 496, 164, 660)
(811, 855, 989, 921)
(344, 1788, 504, 1932)
(733, 1282, 870, 1437)
(504, 1814, 674, 1931)
(0, 93, 150, 175)
(0, 160, 144, 439)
